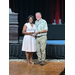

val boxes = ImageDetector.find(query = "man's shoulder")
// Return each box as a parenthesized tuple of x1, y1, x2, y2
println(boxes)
(35, 20, 37, 24)
(35, 19, 47, 23)
(41, 19, 47, 23)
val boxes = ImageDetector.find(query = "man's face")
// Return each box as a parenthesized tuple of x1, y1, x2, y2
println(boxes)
(36, 13, 41, 21)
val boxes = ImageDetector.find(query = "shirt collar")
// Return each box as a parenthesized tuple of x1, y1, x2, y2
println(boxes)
(36, 18, 42, 23)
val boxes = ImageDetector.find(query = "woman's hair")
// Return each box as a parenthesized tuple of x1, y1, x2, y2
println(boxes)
(27, 15, 35, 24)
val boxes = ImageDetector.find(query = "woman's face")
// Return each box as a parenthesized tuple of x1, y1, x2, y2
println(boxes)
(29, 17, 33, 23)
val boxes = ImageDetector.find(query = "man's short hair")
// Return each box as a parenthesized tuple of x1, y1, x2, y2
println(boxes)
(35, 12, 42, 17)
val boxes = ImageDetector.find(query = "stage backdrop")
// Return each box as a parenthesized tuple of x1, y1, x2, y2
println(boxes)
(9, 0, 65, 37)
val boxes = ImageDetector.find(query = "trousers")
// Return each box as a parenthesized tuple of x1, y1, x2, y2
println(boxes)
(36, 35, 47, 61)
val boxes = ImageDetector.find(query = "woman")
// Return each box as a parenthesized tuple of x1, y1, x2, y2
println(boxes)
(22, 15, 36, 65)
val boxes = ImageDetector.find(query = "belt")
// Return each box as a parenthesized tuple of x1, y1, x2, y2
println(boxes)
(36, 35, 47, 38)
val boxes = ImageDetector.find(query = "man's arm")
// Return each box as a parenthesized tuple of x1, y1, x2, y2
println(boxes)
(35, 29, 48, 34)
(35, 20, 48, 34)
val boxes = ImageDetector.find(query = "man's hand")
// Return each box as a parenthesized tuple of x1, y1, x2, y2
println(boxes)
(35, 30, 48, 35)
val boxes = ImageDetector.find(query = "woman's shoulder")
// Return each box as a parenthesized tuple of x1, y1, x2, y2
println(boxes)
(24, 22, 29, 26)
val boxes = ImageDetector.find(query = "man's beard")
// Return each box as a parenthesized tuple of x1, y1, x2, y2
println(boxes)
(37, 18, 40, 21)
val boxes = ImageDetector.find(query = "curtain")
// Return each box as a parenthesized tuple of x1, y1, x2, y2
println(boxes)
(55, 0, 60, 24)
(9, 0, 65, 36)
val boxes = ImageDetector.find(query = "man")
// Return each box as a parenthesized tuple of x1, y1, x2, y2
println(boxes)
(34, 12, 48, 66)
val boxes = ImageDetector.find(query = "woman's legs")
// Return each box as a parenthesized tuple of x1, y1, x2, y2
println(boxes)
(25, 52, 30, 65)
(29, 52, 34, 64)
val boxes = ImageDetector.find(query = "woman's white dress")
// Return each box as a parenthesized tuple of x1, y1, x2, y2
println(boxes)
(22, 23, 36, 52)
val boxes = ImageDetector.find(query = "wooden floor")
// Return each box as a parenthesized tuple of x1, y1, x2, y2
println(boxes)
(9, 61, 65, 75)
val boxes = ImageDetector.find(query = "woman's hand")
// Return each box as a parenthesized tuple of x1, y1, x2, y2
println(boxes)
(35, 31, 39, 34)
(28, 32, 32, 35)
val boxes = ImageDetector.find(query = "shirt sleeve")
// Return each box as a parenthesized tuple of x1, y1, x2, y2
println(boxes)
(43, 21, 48, 30)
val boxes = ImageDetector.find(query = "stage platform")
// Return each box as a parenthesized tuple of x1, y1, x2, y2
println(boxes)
(9, 40, 65, 59)
(9, 59, 65, 75)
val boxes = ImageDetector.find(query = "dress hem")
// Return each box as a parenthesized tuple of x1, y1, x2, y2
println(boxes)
(22, 50, 36, 52)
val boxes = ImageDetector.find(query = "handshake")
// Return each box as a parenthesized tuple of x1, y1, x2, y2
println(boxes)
(32, 31, 40, 34)
(28, 31, 40, 35)
(27, 31, 40, 37)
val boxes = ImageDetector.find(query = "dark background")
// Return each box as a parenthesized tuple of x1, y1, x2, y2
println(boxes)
(47, 25, 65, 40)
(9, 0, 65, 39)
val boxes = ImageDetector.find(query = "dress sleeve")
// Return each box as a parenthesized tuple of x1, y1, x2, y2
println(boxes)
(24, 23, 28, 27)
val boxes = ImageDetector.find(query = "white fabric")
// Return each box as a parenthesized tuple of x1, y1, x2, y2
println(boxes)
(9, 8, 12, 14)
(22, 23, 36, 52)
